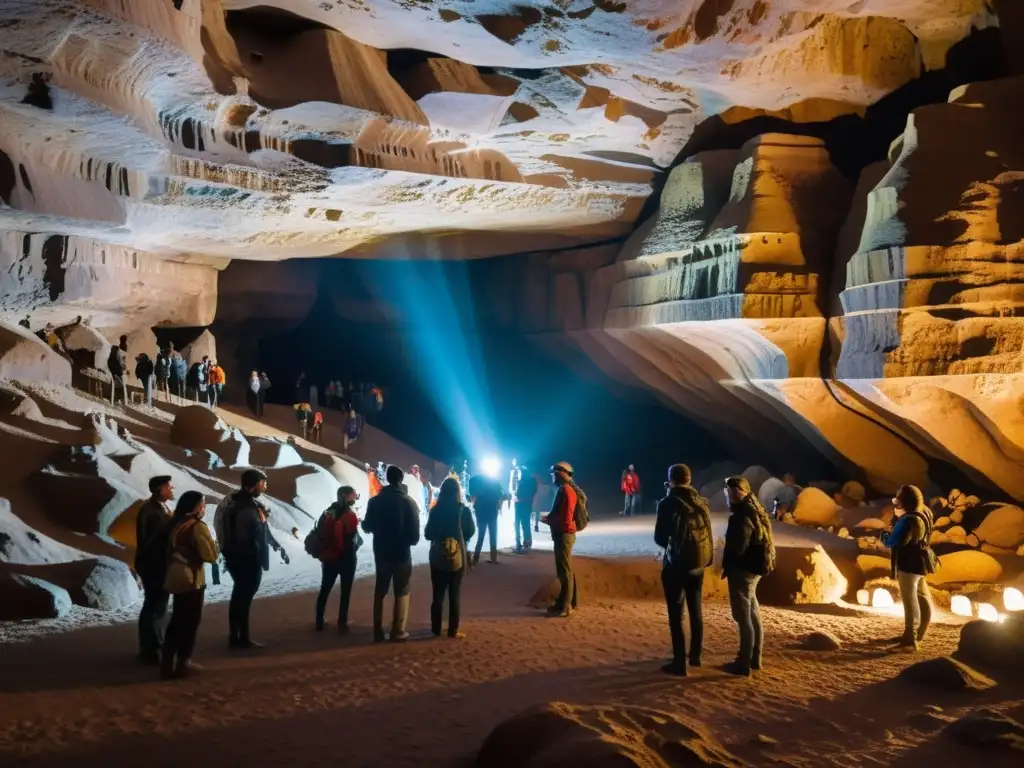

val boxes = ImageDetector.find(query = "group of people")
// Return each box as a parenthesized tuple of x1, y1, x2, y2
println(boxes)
(104, 335, 226, 409)
(654, 466, 938, 678)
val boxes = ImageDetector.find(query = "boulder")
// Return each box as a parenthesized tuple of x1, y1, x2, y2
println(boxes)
(946, 525, 968, 545)
(930, 530, 950, 546)
(801, 630, 841, 651)
(690, 460, 742, 492)
(9, 556, 139, 611)
(169, 406, 250, 466)
(949, 508, 964, 525)
(0, 321, 72, 386)
(934, 516, 951, 529)
(0, 568, 73, 619)
(264, 463, 340, 519)
(740, 465, 773, 495)
(791, 487, 841, 528)
(896, 657, 996, 692)
(32, 457, 144, 536)
(759, 545, 847, 606)
(839, 480, 866, 503)
(757, 477, 798, 512)
(928, 551, 1003, 586)
(980, 543, 1018, 556)
(477, 702, 743, 767)
(973, 503, 1024, 550)
(248, 438, 303, 469)
(853, 517, 888, 531)
(966, 534, 980, 548)
(944, 709, 1024, 752)
(0, 499, 86, 564)
(61, 322, 110, 371)
(955, 614, 1024, 676)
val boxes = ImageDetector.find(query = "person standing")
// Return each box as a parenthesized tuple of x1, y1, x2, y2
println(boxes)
(161, 491, 218, 679)
(425, 476, 476, 638)
(170, 349, 187, 401)
(514, 465, 538, 553)
(542, 461, 579, 618)
(246, 371, 260, 416)
(311, 411, 324, 444)
(362, 465, 420, 642)
(722, 476, 775, 676)
(154, 348, 171, 402)
(257, 372, 271, 416)
(654, 464, 713, 676)
(506, 458, 521, 516)
(219, 469, 271, 650)
(107, 334, 128, 405)
(884, 485, 936, 650)
(469, 472, 506, 565)
(209, 361, 226, 407)
(622, 465, 641, 516)
(135, 353, 155, 407)
(314, 486, 361, 632)
(135, 475, 174, 664)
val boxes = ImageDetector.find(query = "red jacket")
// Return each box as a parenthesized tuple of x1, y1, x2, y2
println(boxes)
(319, 507, 359, 562)
(547, 483, 578, 535)
(622, 471, 641, 495)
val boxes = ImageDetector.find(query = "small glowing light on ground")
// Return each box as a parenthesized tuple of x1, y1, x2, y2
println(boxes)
(856, 589, 870, 606)
(950, 594, 973, 617)
(977, 602, 999, 622)
(1003, 587, 1024, 612)
(480, 456, 501, 478)
(872, 588, 895, 608)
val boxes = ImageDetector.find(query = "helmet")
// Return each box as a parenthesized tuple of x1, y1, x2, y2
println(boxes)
(550, 461, 573, 476)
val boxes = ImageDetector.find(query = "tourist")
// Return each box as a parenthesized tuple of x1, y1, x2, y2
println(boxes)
(424, 476, 475, 638)
(135, 475, 174, 664)
(514, 464, 538, 553)
(343, 408, 363, 452)
(469, 471, 506, 566)
(257, 371, 271, 415)
(246, 371, 260, 416)
(209, 360, 226, 407)
(367, 463, 382, 497)
(169, 349, 187, 401)
(507, 458, 521, 516)
(154, 348, 171, 402)
(314, 486, 361, 632)
(654, 464, 713, 676)
(294, 402, 311, 438)
(160, 490, 218, 678)
(134, 352, 155, 407)
(409, 465, 431, 512)
(218, 469, 271, 650)
(107, 335, 128, 405)
(533, 470, 546, 533)
(622, 464, 641, 516)
(542, 461, 580, 617)
(884, 485, 936, 650)
(362, 465, 420, 642)
(722, 476, 775, 676)
(311, 411, 324, 444)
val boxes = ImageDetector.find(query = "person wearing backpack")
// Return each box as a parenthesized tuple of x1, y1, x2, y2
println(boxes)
(160, 491, 218, 679)
(313, 486, 361, 633)
(722, 476, 775, 677)
(219, 469, 271, 650)
(654, 464, 713, 676)
(541, 461, 584, 618)
(134, 475, 174, 665)
(883, 484, 936, 650)
(362, 465, 421, 642)
(424, 477, 476, 638)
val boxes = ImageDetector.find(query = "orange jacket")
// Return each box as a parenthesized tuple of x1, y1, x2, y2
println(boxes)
(209, 366, 226, 385)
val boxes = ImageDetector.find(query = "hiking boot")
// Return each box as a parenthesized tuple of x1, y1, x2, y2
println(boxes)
(545, 605, 564, 616)
(661, 661, 687, 677)
(515, 545, 523, 554)
(896, 635, 917, 648)
(721, 661, 751, 678)
(471, 553, 480, 567)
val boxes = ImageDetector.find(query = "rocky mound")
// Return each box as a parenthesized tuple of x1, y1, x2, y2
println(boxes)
(944, 709, 1024, 753)
(0, 567, 73, 620)
(7, 556, 139, 611)
(955, 614, 1024, 677)
(477, 702, 746, 767)
(897, 657, 996, 692)
(790, 488, 841, 528)
(759, 546, 848, 606)
(972, 503, 1024, 550)
(801, 630, 842, 651)
(0, 321, 72, 387)
(928, 551, 1004, 587)
(530, 557, 665, 606)
(170, 406, 250, 466)
(248, 438, 304, 469)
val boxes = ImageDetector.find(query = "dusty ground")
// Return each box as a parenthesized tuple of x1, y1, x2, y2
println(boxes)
(1, 549, 1021, 768)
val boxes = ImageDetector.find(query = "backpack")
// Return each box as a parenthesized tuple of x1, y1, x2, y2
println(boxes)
(304, 511, 333, 559)
(905, 511, 939, 575)
(571, 482, 589, 532)
(746, 509, 776, 576)
(429, 505, 465, 572)
(667, 495, 714, 570)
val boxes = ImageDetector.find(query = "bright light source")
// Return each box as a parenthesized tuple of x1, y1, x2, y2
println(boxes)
(978, 602, 999, 622)
(856, 589, 870, 606)
(480, 456, 500, 478)
(1003, 587, 1024, 612)
(950, 594, 973, 617)
(872, 588, 895, 608)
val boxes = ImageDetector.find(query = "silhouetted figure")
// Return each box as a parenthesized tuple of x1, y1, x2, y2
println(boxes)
(469, 473, 506, 565)
(135, 353, 154, 406)
(108, 335, 128, 405)
(257, 372, 271, 416)
(425, 477, 475, 638)
(135, 475, 174, 664)
(514, 465, 538, 553)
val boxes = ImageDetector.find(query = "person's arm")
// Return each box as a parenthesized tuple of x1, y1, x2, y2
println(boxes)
(361, 499, 376, 533)
(424, 508, 437, 541)
(653, 498, 673, 549)
(724, 514, 753, 565)
(195, 522, 219, 563)
(406, 499, 421, 546)
(461, 506, 476, 542)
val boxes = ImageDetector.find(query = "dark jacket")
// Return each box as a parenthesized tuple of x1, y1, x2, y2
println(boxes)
(134, 498, 171, 580)
(135, 355, 154, 381)
(516, 473, 539, 507)
(222, 491, 271, 571)
(469, 474, 506, 518)
(723, 495, 772, 576)
(362, 484, 420, 562)
(887, 508, 933, 577)
(424, 500, 476, 547)
(108, 345, 126, 377)
(654, 485, 712, 572)
(154, 353, 170, 379)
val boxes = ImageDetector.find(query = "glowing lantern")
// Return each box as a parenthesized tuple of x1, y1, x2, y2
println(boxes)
(856, 589, 870, 606)
(1003, 587, 1024, 612)
(872, 588, 895, 608)
(950, 594, 973, 617)
(977, 602, 998, 622)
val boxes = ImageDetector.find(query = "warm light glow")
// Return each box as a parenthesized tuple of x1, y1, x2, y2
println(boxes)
(856, 589, 870, 606)
(872, 588, 895, 608)
(480, 456, 501, 478)
(978, 602, 998, 622)
(950, 594, 973, 617)
(1003, 587, 1024, 612)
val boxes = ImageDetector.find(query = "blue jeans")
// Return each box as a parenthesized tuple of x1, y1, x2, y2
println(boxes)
(474, 513, 498, 562)
(514, 502, 532, 549)
(623, 493, 640, 516)
(727, 573, 762, 669)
